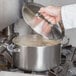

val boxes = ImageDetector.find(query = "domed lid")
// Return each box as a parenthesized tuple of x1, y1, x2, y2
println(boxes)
(22, 3, 65, 40)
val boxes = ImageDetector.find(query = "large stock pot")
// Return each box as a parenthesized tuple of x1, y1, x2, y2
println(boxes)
(12, 2, 64, 72)
(12, 35, 61, 71)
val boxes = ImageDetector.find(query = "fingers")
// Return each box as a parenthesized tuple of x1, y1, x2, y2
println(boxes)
(42, 21, 51, 36)
(32, 16, 43, 27)
(39, 7, 57, 24)
(39, 7, 46, 13)
(38, 6, 61, 24)
(39, 7, 54, 16)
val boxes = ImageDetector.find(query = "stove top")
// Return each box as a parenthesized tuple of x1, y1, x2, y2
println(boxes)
(0, 45, 76, 76)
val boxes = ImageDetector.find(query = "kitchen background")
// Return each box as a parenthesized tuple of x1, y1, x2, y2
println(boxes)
(0, 0, 76, 75)
(0, 0, 76, 46)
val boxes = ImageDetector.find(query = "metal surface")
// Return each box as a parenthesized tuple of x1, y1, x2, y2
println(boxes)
(67, 68, 76, 76)
(22, 3, 65, 40)
(24, 0, 33, 3)
(0, 54, 9, 70)
(0, 43, 75, 76)
(2, 24, 14, 37)
(0, 0, 23, 31)
(13, 36, 61, 71)
(0, 71, 48, 76)
(13, 45, 61, 71)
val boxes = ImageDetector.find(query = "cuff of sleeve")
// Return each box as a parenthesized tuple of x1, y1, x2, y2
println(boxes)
(61, 5, 73, 29)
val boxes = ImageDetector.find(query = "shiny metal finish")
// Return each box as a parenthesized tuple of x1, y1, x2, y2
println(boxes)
(0, 71, 48, 76)
(22, 3, 65, 40)
(0, 0, 22, 31)
(13, 44, 61, 71)
(2, 25, 14, 37)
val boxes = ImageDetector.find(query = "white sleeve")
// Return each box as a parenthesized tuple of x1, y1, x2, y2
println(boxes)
(61, 4, 76, 29)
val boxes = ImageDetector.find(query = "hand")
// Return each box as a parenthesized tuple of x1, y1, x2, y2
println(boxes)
(39, 6, 61, 24)
(32, 6, 61, 37)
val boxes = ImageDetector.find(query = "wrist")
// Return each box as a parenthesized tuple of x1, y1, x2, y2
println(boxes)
(58, 6, 62, 22)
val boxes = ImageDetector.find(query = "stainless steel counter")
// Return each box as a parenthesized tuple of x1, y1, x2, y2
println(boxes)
(0, 71, 47, 76)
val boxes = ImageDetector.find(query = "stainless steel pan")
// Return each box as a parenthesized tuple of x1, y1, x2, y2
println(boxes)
(12, 35, 61, 71)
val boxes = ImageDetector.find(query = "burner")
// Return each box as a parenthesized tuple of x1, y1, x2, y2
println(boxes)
(0, 54, 10, 70)
(61, 54, 66, 65)
(0, 44, 76, 76)
(9, 67, 57, 76)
